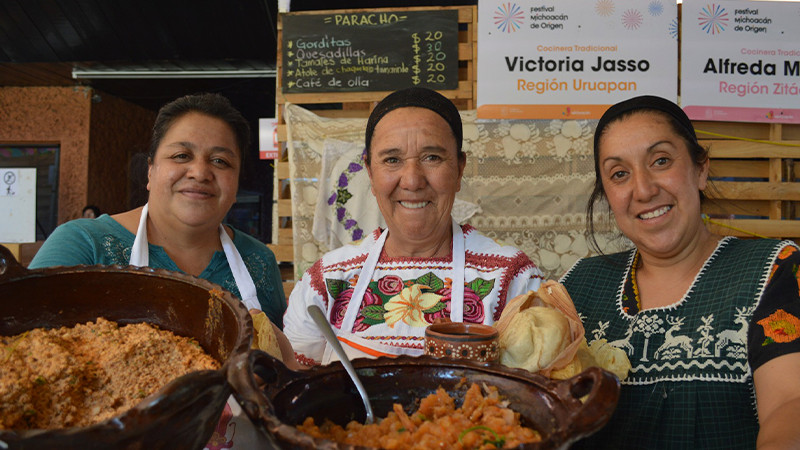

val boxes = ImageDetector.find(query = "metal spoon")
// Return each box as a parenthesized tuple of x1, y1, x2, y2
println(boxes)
(307, 305, 375, 424)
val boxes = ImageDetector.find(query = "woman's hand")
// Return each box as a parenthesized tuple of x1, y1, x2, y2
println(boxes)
(271, 322, 302, 371)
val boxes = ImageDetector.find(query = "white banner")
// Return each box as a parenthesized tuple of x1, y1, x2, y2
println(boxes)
(681, 0, 800, 124)
(477, 0, 678, 119)
(0, 168, 36, 243)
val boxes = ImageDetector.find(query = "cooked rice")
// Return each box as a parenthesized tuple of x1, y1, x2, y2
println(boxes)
(298, 382, 541, 449)
(0, 317, 219, 429)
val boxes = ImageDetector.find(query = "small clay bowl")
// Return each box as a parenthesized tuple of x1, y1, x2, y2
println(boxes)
(424, 321, 500, 363)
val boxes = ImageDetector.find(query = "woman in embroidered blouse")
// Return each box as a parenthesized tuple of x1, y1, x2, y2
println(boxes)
(561, 95, 800, 449)
(283, 87, 544, 366)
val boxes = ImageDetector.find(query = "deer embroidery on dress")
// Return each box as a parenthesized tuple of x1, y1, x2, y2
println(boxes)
(608, 325, 634, 355)
(655, 315, 694, 360)
(715, 306, 753, 358)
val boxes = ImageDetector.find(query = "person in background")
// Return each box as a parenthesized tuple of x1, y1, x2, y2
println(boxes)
(561, 95, 800, 449)
(81, 205, 101, 219)
(283, 87, 544, 366)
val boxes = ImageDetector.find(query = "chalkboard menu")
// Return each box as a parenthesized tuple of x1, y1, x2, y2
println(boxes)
(281, 10, 459, 93)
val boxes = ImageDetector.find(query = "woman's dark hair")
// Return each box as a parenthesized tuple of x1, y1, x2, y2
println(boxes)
(82, 205, 101, 217)
(128, 152, 149, 209)
(147, 93, 250, 168)
(586, 97, 711, 254)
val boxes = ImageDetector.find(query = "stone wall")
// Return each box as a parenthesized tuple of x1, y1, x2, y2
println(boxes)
(0, 86, 154, 223)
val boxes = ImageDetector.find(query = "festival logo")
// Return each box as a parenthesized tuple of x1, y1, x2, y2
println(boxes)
(698, 3, 729, 35)
(493, 2, 524, 33)
(595, 0, 615, 17)
(622, 9, 644, 30)
(669, 18, 679, 39)
(648, 1, 664, 17)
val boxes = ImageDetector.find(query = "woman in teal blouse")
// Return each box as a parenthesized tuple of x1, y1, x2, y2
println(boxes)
(30, 93, 286, 328)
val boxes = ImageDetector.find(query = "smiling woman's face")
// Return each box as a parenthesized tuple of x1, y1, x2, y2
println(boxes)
(146, 112, 241, 229)
(598, 111, 709, 258)
(366, 107, 465, 255)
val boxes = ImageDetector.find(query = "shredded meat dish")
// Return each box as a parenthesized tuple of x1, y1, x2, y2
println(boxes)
(0, 318, 220, 429)
(298, 382, 542, 449)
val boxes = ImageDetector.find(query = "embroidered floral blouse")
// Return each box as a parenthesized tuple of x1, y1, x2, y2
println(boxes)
(283, 224, 543, 366)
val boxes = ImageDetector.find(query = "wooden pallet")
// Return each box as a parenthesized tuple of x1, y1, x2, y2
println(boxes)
(698, 121, 800, 240)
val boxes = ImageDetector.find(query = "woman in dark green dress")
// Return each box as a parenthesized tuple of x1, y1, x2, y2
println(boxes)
(562, 95, 800, 449)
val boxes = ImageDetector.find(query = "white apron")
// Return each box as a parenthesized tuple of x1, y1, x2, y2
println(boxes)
(129, 203, 261, 311)
(322, 219, 466, 364)
(129, 203, 266, 449)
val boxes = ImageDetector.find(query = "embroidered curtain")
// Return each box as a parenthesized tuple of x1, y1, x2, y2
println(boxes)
(283, 103, 628, 281)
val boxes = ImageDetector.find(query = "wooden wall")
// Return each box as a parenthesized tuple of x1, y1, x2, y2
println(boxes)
(698, 121, 800, 240)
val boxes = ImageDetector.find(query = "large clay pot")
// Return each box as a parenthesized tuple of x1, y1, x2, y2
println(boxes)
(0, 244, 252, 450)
(229, 350, 620, 450)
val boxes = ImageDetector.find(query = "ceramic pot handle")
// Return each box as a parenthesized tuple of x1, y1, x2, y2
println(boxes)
(0, 244, 28, 281)
(227, 349, 301, 437)
(557, 366, 621, 441)
(129, 369, 231, 449)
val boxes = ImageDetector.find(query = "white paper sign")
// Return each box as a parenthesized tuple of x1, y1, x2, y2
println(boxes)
(259, 118, 279, 160)
(681, 0, 800, 124)
(477, 0, 678, 119)
(0, 168, 36, 243)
